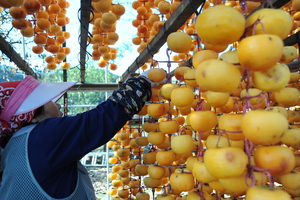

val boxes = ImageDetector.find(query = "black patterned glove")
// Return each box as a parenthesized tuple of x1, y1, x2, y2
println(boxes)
(108, 77, 152, 118)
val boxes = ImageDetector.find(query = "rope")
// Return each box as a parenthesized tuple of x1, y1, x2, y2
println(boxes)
(146, 45, 154, 58)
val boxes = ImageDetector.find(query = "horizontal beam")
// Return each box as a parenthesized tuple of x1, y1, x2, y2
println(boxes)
(70, 83, 119, 92)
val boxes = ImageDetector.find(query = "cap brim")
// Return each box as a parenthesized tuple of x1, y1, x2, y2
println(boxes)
(15, 81, 77, 116)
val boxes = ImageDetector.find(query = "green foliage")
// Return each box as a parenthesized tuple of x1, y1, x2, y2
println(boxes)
(42, 63, 119, 83)
(0, 57, 120, 116)
(41, 63, 120, 116)
(0, 64, 26, 82)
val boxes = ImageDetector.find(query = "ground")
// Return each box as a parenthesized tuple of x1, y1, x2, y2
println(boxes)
(87, 167, 109, 200)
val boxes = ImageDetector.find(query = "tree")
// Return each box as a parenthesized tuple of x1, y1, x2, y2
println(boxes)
(42, 62, 119, 116)
(0, 64, 25, 82)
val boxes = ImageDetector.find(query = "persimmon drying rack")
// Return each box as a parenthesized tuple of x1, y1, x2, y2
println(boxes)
(0, 0, 294, 92)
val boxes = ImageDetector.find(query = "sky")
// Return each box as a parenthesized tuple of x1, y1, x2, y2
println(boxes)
(64, 1, 140, 76)
(64, 1, 135, 76)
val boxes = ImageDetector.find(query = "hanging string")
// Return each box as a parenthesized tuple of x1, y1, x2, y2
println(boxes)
(166, 48, 172, 71)
(77, 0, 94, 83)
(146, 45, 154, 58)
(77, 8, 93, 58)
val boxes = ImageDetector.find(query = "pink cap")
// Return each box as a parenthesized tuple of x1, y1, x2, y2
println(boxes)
(0, 76, 77, 121)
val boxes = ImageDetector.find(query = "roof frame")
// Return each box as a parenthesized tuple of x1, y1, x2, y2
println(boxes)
(0, 0, 296, 86)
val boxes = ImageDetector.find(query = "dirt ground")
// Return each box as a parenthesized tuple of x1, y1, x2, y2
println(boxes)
(86, 167, 109, 199)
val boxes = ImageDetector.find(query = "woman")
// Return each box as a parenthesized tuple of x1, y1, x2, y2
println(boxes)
(0, 73, 157, 199)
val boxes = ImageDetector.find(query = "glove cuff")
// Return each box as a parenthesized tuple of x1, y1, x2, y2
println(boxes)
(108, 77, 152, 118)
